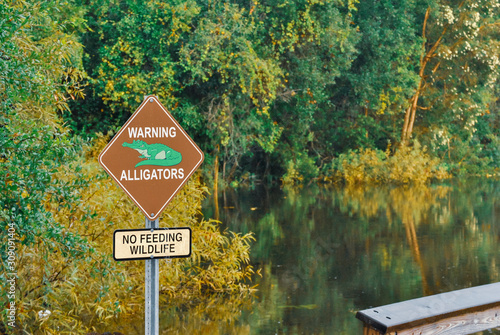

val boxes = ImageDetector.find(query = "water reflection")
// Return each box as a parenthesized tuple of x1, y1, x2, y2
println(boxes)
(96, 291, 255, 334)
(203, 178, 500, 334)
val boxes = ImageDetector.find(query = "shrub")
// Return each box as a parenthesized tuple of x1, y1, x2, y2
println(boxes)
(329, 142, 450, 184)
(8, 137, 257, 334)
(281, 153, 320, 186)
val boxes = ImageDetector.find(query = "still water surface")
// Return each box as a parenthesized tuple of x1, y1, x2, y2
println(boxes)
(202, 178, 500, 334)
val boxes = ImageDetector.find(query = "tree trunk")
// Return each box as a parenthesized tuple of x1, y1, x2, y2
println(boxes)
(214, 146, 219, 221)
(402, 7, 446, 145)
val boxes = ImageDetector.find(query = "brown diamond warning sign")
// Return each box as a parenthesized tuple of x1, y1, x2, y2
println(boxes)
(99, 95, 204, 221)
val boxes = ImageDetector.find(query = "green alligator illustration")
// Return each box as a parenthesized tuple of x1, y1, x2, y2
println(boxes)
(123, 140, 182, 167)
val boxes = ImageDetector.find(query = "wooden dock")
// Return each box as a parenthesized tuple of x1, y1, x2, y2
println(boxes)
(356, 282, 500, 335)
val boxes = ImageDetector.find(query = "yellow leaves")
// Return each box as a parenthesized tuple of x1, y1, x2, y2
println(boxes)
(331, 142, 451, 185)
(44, 155, 256, 326)
(118, 41, 130, 53)
(104, 80, 114, 91)
(377, 91, 390, 115)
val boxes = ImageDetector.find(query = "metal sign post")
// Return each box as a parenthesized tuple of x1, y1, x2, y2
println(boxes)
(145, 217, 159, 335)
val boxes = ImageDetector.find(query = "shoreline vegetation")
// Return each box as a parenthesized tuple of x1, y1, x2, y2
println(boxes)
(284, 141, 453, 186)
(1, 0, 498, 333)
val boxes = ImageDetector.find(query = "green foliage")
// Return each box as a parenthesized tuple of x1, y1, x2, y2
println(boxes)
(68, 0, 360, 184)
(323, 0, 423, 149)
(0, 0, 91, 264)
(281, 152, 320, 185)
(69, 0, 288, 187)
(0, 112, 99, 334)
(1, 1, 258, 333)
(71, 0, 499, 184)
(0, 0, 86, 126)
(264, 0, 359, 181)
(59, 0, 500, 182)
(0, 2, 96, 331)
(0, 113, 91, 259)
(69, 0, 499, 183)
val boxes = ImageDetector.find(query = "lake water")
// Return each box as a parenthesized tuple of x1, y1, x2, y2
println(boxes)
(202, 178, 500, 334)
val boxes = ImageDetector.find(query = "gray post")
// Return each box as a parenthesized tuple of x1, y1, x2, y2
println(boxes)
(145, 216, 159, 335)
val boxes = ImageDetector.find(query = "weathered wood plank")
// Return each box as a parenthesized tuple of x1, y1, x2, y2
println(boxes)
(356, 282, 500, 334)
(393, 305, 500, 335)
(363, 325, 383, 335)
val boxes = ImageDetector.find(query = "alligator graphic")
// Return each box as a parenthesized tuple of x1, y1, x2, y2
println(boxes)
(123, 140, 182, 167)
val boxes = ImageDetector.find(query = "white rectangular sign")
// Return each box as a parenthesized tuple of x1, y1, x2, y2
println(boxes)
(113, 228, 191, 261)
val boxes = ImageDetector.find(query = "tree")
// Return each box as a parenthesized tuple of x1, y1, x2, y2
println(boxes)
(69, 0, 499, 183)
(69, 0, 360, 183)
(0, 0, 89, 264)
(343, 0, 423, 149)
(71, 0, 283, 181)
(402, 0, 500, 155)
(0, 0, 92, 331)
(258, 0, 360, 181)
